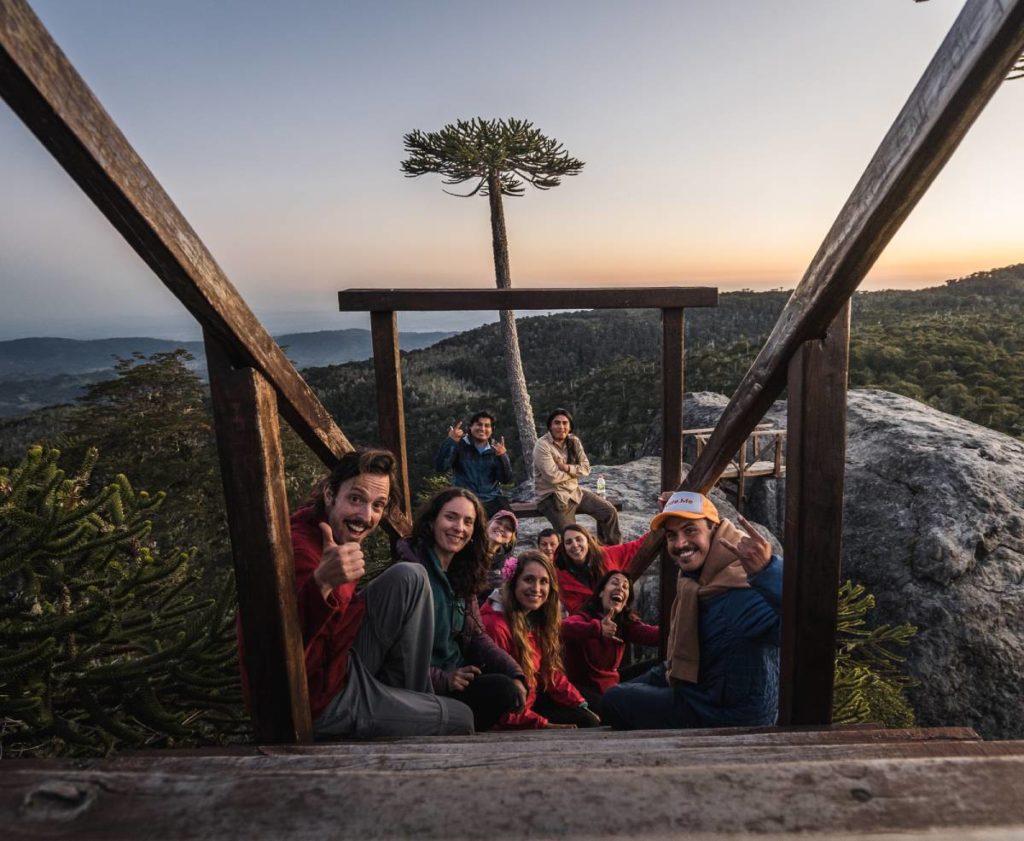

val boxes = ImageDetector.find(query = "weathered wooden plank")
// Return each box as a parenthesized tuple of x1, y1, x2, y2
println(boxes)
(31, 739, 1024, 776)
(779, 301, 851, 725)
(0, 0, 350, 467)
(260, 725, 979, 755)
(338, 286, 718, 311)
(683, 0, 1024, 495)
(205, 332, 311, 743)
(369, 311, 411, 517)
(7, 754, 1024, 839)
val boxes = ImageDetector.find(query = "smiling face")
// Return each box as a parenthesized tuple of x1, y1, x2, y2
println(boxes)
(514, 560, 551, 612)
(600, 573, 630, 615)
(469, 416, 493, 445)
(548, 414, 571, 444)
(562, 528, 589, 567)
(432, 496, 477, 566)
(324, 473, 390, 545)
(486, 516, 515, 547)
(537, 533, 560, 561)
(663, 517, 716, 573)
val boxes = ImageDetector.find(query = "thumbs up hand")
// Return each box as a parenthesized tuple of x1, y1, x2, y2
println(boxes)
(314, 521, 366, 594)
(601, 611, 624, 643)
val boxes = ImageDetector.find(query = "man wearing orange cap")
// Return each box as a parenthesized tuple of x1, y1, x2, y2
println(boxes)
(600, 491, 783, 729)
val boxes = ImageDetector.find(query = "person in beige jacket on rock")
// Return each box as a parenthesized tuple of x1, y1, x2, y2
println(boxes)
(533, 408, 621, 545)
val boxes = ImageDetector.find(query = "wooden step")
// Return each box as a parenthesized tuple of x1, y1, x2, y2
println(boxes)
(7, 749, 1024, 839)
(47, 737, 1024, 776)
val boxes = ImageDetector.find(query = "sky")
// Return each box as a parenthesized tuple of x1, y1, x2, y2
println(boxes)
(1, 0, 1022, 340)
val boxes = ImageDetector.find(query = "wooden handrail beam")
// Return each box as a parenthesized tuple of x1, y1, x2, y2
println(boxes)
(338, 287, 718, 312)
(0, 0, 350, 467)
(682, 0, 1024, 495)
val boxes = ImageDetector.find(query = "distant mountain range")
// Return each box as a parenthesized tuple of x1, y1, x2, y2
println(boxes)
(0, 329, 452, 416)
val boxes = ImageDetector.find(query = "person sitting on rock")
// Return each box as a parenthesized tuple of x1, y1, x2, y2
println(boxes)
(282, 448, 475, 739)
(533, 408, 621, 545)
(435, 411, 512, 518)
(536, 527, 560, 562)
(562, 570, 660, 709)
(481, 550, 601, 729)
(395, 487, 528, 732)
(555, 523, 649, 615)
(601, 492, 783, 730)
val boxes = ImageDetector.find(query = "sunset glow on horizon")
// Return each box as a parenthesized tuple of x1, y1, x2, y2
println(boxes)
(1, 0, 1022, 339)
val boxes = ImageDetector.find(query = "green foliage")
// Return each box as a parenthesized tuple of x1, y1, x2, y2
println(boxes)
(303, 267, 1024, 494)
(832, 581, 917, 727)
(63, 351, 229, 574)
(0, 446, 247, 757)
(401, 117, 584, 197)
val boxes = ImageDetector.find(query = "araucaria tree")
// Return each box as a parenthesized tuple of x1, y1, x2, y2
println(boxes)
(401, 117, 584, 461)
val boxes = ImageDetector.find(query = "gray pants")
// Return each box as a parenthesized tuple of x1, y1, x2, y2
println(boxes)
(313, 563, 474, 739)
(538, 489, 622, 545)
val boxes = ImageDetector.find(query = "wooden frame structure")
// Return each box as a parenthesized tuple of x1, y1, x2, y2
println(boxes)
(341, 287, 718, 639)
(339, 286, 718, 517)
(3, 0, 1024, 742)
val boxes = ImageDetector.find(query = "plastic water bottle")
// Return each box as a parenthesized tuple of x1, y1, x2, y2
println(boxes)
(596, 474, 606, 496)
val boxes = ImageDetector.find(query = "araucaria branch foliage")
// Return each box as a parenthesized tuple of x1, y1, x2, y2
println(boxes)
(0, 446, 246, 756)
(832, 581, 918, 727)
(401, 117, 584, 197)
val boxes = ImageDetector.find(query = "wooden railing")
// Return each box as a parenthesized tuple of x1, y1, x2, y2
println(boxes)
(0, 0, 367, 743)
(630, 0, 1024, 725)
(4, 0, 1024, 744)
(683, 424, 785, 513)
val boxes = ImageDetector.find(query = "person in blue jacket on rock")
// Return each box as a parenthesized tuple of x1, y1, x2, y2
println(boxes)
(601, 491, 783, 729)
(435, 411, 513, 518)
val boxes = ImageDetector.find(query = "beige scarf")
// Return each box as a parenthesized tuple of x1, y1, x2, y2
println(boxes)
(665, 518, 749, 684)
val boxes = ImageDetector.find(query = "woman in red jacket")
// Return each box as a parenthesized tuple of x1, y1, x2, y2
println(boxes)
(555, 524, 649, 614)
(481, 550, 601, 729)
(562, 570, 660, 709)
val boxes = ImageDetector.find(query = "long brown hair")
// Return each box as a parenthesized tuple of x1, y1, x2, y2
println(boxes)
(501, 550, 564, 691)
(555, 523, 606, 583)
(411, 487, 489, 598)
(581, 570, 642, 634)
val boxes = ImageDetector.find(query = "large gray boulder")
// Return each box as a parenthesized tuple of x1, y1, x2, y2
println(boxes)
(841, 389, 1024, 739)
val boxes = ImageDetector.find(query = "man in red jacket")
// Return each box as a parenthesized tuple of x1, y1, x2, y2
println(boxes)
(291, 448, 474, 738)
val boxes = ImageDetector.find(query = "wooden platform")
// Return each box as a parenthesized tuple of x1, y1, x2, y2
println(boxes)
(510, 497, 624, 519)
(6, 725, 1024, 839)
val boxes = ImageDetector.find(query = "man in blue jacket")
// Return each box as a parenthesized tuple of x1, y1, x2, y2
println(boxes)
(435, 411, 513, 517)
(601, 491, 783, 729)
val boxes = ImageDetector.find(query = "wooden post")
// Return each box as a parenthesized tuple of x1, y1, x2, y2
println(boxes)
(370, 311, 411, 518)
(659, 307, 685, 656)
(204, 330, 311, 742)
(778, 300, 851, 725)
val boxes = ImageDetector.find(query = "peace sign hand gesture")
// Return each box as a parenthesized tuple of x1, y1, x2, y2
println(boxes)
(492, 436, 507, 457)
(718, 514, 772, 576)
(448, 421, 465, 442)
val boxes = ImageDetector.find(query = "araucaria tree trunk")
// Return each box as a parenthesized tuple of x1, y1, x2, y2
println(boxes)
(488, 174, 538, 461)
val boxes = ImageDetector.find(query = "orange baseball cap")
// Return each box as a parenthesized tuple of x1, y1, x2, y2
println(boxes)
(650, 491, 720, 530)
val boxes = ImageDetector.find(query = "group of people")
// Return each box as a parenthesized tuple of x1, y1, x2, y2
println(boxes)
(436, 407, 621, 545)
(262, 406, 784, 739)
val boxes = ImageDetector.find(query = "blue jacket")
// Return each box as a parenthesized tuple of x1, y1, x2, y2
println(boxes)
(679, 555, 783, 727)
(434, 437, 512, 503)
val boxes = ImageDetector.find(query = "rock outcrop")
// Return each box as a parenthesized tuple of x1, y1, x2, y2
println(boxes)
(516, 388, 1024, 738)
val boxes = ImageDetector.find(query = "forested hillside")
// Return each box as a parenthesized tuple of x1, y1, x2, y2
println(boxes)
(2, 266, 1021, 501)
(303, 265, 1024, 489)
